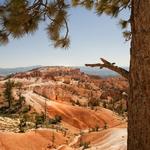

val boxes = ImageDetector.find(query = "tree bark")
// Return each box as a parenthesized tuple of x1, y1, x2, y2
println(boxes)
(128, 0, 150, 150)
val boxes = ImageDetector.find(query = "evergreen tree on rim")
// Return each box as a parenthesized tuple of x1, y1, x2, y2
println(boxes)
(4, 79, 15, 108)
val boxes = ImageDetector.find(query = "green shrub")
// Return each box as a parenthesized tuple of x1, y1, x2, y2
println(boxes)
(91, 125, 99, 132)
(103, 101, 107, 108)
(79, 141, 90, 149)
(49, 115, 62, 124)
(88, 98, 99, 107)
(76, 100, 81, 106)
(22, 105, 31, 113)
(18, 116, 27, 133)
(103, 122, 108, 129)
(95, 124, 99, 131)
(35, 113, 45, 128)
(55, 115, 62, 122)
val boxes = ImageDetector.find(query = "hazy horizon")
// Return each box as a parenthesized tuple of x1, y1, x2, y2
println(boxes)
(0, 64, 129, 69)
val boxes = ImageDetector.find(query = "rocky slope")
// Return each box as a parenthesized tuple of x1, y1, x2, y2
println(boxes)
(0, 129, 67, 150)
(0, 66, 128, 150)
(12, 66, 128, 114)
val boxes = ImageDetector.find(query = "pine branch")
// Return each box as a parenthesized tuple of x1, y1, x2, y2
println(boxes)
(85, 58, 129, 80)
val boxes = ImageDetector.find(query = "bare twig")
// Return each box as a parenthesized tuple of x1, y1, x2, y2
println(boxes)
(85, 58, 129, 80)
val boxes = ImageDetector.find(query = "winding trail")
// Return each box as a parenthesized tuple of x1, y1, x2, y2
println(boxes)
(86, 128, 127, 150)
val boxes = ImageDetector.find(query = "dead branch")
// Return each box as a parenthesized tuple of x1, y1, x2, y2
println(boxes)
(85, 58, 129, 80)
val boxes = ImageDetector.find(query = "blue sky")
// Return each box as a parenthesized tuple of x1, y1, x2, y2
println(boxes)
(0, 7, 130, 68)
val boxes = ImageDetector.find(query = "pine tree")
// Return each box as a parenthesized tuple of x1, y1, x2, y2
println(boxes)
(3, 79, 15, 108)
(0, 0, 70, 48)
(0, 1, 150, 149)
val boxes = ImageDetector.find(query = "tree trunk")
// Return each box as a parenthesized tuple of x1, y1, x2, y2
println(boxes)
(128, 0, 150, 150)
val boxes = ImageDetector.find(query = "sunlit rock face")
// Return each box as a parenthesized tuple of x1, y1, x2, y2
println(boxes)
(0, 66, 128, 150)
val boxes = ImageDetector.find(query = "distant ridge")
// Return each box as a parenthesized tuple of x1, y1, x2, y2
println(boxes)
(78, 66, 129, 77)
(0, 65, 129, 77)
(0, 65, 42, 76)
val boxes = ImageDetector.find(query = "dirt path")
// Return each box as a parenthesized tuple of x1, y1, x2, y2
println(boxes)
(84, 128, 127, 150)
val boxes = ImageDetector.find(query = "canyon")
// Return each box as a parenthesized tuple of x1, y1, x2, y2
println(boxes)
(0, 66, 128, 150)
